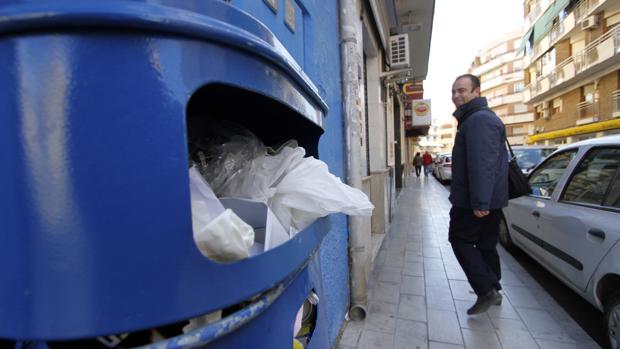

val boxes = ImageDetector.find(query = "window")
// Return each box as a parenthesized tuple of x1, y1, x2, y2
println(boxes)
(541, 49, 556, 77)
(605, 171, 620, 208)
(550, 98, 562, 115)
(562, 148, 620, 206)
(513, 57, 523, 72)
(514, 82, 524, 92)
(514, 104, 528, 113)
(529, 150, 578, 197)
(582, 84, 595, 103)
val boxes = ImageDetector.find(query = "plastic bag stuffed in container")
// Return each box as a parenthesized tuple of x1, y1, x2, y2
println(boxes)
(189, 119, 373, 236)
(267, 146, 374, 232)
(189, 167, 254, 263)
(190, 119, 267, 200)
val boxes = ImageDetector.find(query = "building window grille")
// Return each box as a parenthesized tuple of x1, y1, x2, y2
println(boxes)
(612, 89, 620, 117)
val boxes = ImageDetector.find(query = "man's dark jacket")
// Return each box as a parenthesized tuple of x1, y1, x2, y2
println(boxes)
(450, 97, 508, 210)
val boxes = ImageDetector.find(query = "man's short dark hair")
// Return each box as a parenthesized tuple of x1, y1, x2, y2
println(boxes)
(456, 74, 480, 91)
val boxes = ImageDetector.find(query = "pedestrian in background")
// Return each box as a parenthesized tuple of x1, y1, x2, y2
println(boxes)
(448, 74, 508, 315)
(413, 152, 423, 177)
(422, 151, 433, 177)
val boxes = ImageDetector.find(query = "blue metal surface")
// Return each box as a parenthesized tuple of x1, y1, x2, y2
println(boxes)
(0, 0, 335, 341)
(0, 0, 328, 119)
(133, 251, 329, 349)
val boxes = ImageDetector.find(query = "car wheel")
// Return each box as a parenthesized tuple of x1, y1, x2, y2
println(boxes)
(605, 290, 620, 349)
(498, 216, 514, 250)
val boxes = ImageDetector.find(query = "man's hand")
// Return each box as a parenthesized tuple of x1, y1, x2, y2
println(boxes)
(473, 210, 489, 218)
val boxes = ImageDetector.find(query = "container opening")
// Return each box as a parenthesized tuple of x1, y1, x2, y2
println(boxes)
(14, 297, 261, 348)
(186, 83, 323, 158)
(295, 290, 319, 347)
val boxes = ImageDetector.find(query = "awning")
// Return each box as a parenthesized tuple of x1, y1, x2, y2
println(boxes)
(532, 0, 570, 44)
(517, 27, 534, 53)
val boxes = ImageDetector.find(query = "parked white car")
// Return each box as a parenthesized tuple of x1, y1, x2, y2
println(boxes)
(431, 152, 450, 178)
(511, 145, 556, 175)
(434, 154, 452, 183)
(500, 135, 620, 348)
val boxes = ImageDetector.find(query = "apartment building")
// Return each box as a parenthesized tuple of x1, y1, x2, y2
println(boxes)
(521, 0, 620, 145)
(470, 30, 535, 145)
(438, 118, 457, 152)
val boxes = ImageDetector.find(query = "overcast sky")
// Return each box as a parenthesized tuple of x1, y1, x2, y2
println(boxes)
(426, 0, 525, 124)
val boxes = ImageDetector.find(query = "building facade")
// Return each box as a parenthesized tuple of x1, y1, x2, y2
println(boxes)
(337, 0, 435, 332)
(470, 30, 535, 145)
(438, 119, 457, 152)
(521, 0, 620, 145)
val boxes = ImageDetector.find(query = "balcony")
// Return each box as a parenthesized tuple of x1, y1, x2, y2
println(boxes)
(525, 25, 620, 103)
(471, 52, 516, 76)
(488, 93, 524, 108)
(525, 12, 576, 66)
(524, 0, 609, 68)
(575, 100, 598, 125)
(524, 0, 552, 30)
(481, 71, 524, 91)
(574, 0, 606, 22)
(613, 89, 620, 118)
(503, 112, 535, 125)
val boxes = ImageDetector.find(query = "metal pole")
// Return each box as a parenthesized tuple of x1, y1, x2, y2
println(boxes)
(339, 0, 368, 321)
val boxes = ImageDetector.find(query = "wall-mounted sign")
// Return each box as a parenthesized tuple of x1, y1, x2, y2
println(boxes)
(263, 0, 277, 13)
(285, 0, 296, 32)
(411, 100, 431, 118)
(402, 81, 423, 96)
(404, 99, 432, 128)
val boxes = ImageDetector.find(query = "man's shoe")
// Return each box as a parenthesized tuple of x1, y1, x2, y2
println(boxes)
(467, 289, 501, 315)
(494, 292, 502, 306)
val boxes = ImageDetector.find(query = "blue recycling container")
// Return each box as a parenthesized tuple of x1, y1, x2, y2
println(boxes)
(0, 1, 331, 347)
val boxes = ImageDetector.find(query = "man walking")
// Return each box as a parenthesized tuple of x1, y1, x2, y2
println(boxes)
(449, 74, 508, 315)
(413, 152, 423, 177)
(422, 151, 433, 177)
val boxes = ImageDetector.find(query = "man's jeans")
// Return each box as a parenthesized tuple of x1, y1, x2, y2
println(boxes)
(448, 207, 502, 296)
(423, 165, 431, 176)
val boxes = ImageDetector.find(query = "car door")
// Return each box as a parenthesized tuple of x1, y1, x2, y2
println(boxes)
(539, 146, 620, 291)
(504, 149, 578, 261)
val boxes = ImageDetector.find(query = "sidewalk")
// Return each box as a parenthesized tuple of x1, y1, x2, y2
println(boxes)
(337, 175, 600, 349)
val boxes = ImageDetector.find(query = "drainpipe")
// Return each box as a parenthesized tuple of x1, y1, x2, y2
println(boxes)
(339, 0, 367, 321)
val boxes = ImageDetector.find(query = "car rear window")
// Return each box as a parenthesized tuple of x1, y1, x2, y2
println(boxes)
(561, 147, 620, 207)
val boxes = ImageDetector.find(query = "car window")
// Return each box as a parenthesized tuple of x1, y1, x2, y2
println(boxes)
(605, 171, 620, 208)
(561, 147, 620, 206)
(514, 149, 541, 170)
(528, 150, 578, 197)
(512, 148, 556, 171)
(540, 148, 556, 158)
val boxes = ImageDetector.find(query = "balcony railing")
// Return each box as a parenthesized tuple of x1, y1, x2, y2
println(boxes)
(574, 0, 605, 22)
(576, 100, 594, 117)
(524, 0, 551, 29)
(487, 93, 524, 108)
(576, 100, 598, 124)
(613, 89, 620, 117)
(525, 25, 620, 102)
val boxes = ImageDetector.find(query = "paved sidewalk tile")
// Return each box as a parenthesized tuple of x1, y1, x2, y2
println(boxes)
(336, 177, 599, 349)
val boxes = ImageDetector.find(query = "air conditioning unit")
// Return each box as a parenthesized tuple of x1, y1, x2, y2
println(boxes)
(581, 15, 599, 30)
(389, 34, 410, 68)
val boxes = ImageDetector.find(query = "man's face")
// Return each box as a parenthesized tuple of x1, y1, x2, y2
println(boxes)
(451, 77, 480, 108)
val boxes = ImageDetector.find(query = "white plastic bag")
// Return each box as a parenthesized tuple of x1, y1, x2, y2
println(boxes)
(268, 154, 374, 232)
(189, 167, 255, 263)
